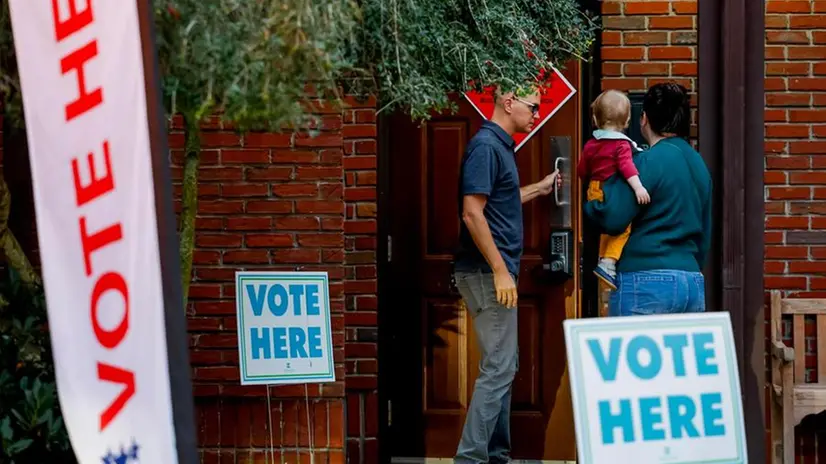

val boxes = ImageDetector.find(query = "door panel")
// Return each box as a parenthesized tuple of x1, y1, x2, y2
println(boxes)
(387, 62, 582, 460)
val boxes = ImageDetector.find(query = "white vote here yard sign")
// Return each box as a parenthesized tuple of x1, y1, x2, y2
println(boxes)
(235, 271, 335, 385)
(564, 313, 747, 464)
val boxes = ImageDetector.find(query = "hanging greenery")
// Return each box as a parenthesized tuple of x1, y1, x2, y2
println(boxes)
(0, 0, 596, 307)
(153, 0, 367, 303)
(352, 0, 598, 120)
(0, 2, 20, 123)
(153, 0, 366, 133)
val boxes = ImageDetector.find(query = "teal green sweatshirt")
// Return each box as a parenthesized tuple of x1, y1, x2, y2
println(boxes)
(583, 136, 713, 273)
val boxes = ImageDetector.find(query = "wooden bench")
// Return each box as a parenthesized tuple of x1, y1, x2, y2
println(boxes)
(770, 291, 826, 463)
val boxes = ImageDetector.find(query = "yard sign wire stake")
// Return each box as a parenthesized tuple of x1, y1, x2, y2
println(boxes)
(303, 302, 315, 464)
(305, 383, 315, 464)
(218, 398, 223, 463)
(306, 306, 313, 370)
(267, 386, 275, 464)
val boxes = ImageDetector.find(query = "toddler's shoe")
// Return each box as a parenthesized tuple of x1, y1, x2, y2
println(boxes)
(594, 262, 617, 291)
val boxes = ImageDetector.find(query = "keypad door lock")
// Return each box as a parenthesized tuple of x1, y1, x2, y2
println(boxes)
(543, 229, 574, 280)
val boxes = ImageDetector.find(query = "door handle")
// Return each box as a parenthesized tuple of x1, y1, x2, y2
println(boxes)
(554, 157, 568, 206)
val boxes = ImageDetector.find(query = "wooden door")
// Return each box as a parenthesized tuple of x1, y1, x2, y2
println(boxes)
(385, 63, 582, 461)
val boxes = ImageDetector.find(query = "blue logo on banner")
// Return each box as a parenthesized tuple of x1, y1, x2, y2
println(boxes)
(101, 440, 139, 464)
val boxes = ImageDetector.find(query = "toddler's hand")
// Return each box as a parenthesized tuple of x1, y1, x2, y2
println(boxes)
(635, 186, 650, 205)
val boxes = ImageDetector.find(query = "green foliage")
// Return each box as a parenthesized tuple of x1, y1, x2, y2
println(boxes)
(0, 270, 75, 464)
(354, 0, 599, 120)
(153, 0, 367, 132)
(0, 0, 597, 129)
(0, 1, 22, 127)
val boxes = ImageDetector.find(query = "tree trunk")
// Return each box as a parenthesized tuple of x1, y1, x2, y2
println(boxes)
(179, 116, 200, 306)
(0, 176, 40, 290)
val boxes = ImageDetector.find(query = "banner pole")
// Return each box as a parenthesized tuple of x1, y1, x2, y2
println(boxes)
(135, 0, 199, 462)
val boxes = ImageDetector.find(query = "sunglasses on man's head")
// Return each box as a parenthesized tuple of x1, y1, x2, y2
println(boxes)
(513, 97, 540, 115)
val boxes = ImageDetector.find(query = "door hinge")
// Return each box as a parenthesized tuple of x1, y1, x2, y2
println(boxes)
(578, 241, 583, 289)
(387, 399, 392, 426)
(387, 235, 392, 262)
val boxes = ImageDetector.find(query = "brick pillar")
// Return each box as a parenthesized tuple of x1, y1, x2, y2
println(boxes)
(763, 0, 826, 297)
(342, 97, 380, 464)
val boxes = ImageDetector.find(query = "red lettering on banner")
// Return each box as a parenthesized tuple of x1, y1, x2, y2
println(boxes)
(72, 142, 135, 429)
(72, 140, 114, 207)
(52, 0, 94, 42)
(49, 2, 138, 430)
(97, 363, 135, 431)
(79, 218, 122, 276)
(91, 272, 129, 349)
(60, 41, 103, 121)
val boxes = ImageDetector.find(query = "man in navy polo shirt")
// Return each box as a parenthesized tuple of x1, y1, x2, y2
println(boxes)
(453, 87, 560, 464)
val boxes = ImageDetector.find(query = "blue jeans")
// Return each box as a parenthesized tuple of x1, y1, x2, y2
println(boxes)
(453, 270, 519, 464)
(609, 269, 706, 317)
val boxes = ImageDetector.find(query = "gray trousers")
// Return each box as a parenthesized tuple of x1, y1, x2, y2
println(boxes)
(453, 270, 519, 464)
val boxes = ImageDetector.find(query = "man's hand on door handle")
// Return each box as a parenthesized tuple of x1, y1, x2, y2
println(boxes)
(537, 169, 562, 196)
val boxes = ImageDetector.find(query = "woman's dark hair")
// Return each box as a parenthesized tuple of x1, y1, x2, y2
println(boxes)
(642, 83, 691, 138)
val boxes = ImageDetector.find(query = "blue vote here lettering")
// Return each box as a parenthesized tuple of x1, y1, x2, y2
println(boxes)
(586, 332, 726, 445)
(245, 283, 324, 360)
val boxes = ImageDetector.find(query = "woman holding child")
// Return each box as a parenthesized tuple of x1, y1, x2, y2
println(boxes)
(582, 83, 712, 317)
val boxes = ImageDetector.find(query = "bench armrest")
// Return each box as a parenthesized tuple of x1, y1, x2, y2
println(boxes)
(772, 340, 794, 363)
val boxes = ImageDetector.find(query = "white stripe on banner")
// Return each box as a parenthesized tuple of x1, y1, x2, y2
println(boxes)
(7, 1, 178, 463)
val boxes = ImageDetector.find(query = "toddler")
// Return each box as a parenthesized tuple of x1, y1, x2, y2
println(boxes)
(577, 89, 650, 290)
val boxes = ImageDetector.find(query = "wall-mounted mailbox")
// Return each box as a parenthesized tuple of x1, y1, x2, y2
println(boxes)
(627, 91, 649, 150)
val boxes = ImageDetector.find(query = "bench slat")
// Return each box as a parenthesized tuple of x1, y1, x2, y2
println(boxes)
(794, 384, 826, 426)
(819, 315, 826, 384)
(794, 314, 806, 384)
(782, 299, 826, 315)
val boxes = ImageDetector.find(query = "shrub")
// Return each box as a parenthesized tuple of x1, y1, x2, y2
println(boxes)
(0, 271, 74, 463)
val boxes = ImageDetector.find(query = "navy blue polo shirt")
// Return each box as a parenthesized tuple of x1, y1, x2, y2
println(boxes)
(455, 121, 523, 277)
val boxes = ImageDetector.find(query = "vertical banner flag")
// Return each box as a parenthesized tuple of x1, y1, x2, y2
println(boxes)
(235, 271, 335, 385)
(7, 1, 198, 463)
(564, 313, 748, 464)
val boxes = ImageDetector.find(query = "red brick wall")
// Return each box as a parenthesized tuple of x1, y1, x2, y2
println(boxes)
(600, 0, 826, 458)
(600, 0, 698, 137)
(167, 95, 379, 463)
(600, 1, 698, 88)
(763, 1, 826, 298)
